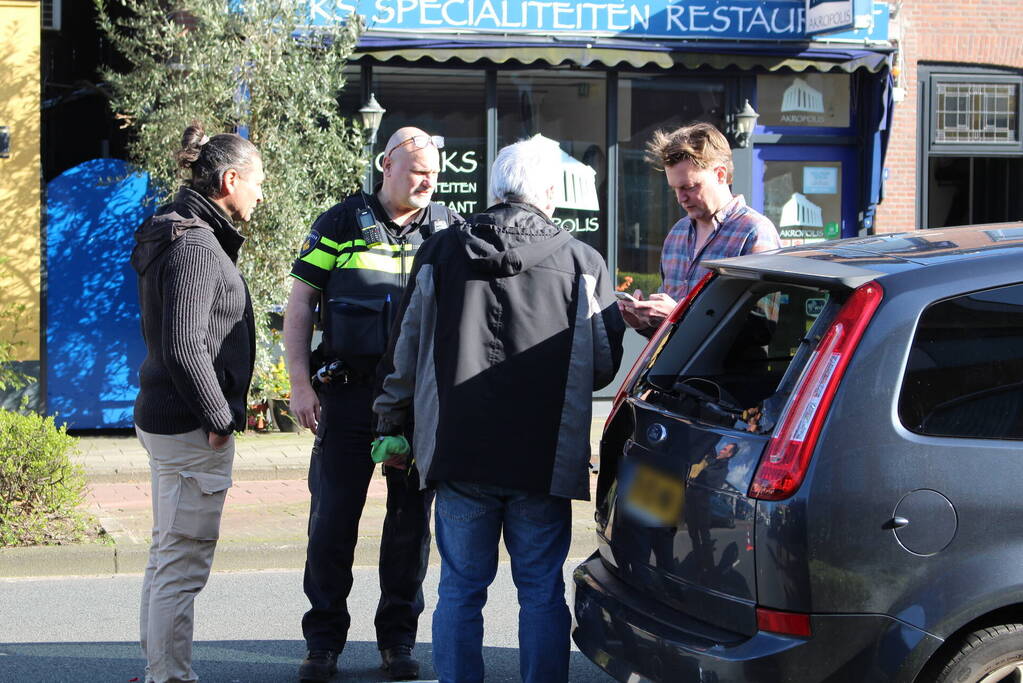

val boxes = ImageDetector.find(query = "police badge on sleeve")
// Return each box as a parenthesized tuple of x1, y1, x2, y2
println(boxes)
(299, 230, 320, 256)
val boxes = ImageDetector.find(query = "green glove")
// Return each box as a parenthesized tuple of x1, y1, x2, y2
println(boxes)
(371, 435, 410, 464)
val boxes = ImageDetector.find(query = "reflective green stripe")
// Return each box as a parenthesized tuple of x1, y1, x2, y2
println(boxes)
(338, 250, 403, 274)
(337, 241, 411, 256)
(299, 247, 337, 271)
(289, 272, 322, 291)
(320, 235, 340, 250)
(336, 238, 367, 252)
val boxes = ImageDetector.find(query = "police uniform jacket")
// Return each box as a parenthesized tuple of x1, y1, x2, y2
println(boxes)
(290, 191, 460, 374)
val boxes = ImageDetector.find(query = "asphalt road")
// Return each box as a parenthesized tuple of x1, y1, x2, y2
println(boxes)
(0, 564, 616, 683)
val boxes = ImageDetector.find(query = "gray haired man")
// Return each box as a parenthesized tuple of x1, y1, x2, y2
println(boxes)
(373, 134, 625, 682)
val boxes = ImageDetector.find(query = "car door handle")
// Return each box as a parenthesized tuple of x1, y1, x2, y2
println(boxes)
(884, 516, 910, 529)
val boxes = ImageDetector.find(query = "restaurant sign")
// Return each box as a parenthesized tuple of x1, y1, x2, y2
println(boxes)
(307, 0, 887, 41)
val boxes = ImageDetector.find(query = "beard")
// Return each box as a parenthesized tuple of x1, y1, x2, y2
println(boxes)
(407, 192, 432, 209)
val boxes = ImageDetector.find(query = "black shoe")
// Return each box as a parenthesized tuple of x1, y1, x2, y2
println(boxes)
(380, 644, 420, 681)
(299, 649, 339, 682)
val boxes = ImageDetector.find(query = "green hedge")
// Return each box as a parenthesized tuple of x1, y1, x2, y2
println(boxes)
(0, 411, 89, 546)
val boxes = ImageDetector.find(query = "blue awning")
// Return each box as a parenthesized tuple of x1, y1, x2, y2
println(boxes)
(355, 34, 891, 72)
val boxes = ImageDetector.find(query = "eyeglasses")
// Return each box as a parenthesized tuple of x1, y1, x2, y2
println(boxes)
(385, 134, 445, 158)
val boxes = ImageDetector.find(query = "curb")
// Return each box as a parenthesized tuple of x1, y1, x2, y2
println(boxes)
(0, 532, 600, 579)
(84, 464, 311, 485)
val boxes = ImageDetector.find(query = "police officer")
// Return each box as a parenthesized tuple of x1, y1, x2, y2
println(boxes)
(283, 126, 460, 682)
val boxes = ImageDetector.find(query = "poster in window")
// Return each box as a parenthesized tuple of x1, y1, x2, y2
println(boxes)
(757, 74, 851, 128)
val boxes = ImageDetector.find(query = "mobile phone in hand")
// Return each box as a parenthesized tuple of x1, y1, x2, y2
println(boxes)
(615, 291, 638, 303)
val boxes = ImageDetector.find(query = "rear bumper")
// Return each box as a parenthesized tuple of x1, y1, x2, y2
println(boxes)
(572, 555, 940, 683)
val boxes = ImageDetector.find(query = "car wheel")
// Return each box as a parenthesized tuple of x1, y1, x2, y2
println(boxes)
(933, 624, 1023, 683)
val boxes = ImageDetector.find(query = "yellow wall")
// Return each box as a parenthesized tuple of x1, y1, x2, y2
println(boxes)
(0, 0, 41, 361)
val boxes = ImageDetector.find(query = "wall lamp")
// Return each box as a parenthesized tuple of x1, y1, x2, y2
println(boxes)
(359, 93, 386, 146)
(0, 126, 10, 159)
(732, 100, 759, 149)
(358, 94, 386, 193)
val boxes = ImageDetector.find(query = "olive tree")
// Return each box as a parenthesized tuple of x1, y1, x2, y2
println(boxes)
(95, 0, 366, 391)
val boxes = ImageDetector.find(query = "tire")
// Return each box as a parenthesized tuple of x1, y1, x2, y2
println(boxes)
(933, 623, 1023, 683)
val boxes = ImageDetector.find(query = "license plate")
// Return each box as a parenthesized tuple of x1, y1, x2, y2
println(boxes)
(621, 460, 684, 527)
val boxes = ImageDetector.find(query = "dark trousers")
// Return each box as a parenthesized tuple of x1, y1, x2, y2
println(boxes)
(301, 383, 433, 652)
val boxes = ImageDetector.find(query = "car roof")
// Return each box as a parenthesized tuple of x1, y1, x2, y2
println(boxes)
(703, 222, 1023, 289)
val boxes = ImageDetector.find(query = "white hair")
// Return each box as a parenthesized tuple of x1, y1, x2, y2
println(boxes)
(489, 134, 562, 208)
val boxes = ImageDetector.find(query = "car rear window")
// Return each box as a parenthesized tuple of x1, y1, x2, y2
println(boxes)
(641, 278, 838, 434)
(900, 282, 1023, 439)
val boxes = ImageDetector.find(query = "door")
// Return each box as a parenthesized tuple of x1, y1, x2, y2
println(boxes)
(752, 146, 858, 245)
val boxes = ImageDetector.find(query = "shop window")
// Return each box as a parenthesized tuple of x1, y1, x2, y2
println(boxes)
(756, 73, 851, 129)
(920, 67, 1023, 228)
(340, 67, 487, 217)
(615, 75, 726, 294)
(927, 156, 1023, 228)
(497, 71, 608, 258)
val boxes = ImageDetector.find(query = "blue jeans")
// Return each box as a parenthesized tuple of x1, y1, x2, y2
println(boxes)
(432, 481, 572, 683)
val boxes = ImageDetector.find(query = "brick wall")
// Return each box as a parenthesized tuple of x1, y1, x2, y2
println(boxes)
(874, 0, 1023, 232)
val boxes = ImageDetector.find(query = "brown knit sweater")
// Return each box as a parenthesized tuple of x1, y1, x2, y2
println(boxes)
(131, 187, 255, 436)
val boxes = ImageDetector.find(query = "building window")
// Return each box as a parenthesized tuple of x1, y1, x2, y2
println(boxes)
(43, 0, 62, 31)
(920, 67, 1023, 228)
(615, 74, 726, 294)
(341, 66, 488, 217)
(497, 71, 608, 258)
(934, 81, 1018, 145)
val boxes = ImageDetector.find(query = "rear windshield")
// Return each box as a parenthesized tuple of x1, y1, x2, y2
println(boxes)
(639, 278, 841, 434)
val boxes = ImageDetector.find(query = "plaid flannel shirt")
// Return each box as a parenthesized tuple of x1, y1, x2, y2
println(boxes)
(659, 194, 780, 301)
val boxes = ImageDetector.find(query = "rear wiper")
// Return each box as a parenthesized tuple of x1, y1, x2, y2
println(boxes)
(674, 381, 745, 419)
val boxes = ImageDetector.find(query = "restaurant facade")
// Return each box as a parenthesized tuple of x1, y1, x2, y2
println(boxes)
(324, 0, 894, 296)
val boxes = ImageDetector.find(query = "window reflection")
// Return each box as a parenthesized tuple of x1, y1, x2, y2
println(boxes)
(616, 74, 725, 294)
(340, 67, 487, 217)
(497, 71, 607, 257)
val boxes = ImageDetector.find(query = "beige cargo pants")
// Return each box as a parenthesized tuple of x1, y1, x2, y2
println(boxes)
(136, 427, 234, 683)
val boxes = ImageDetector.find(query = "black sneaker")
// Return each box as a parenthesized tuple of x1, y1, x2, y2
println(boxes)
(380, 644, 420, 681)
(299, 649, 339, 682)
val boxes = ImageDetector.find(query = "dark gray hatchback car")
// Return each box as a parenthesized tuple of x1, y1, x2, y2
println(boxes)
(574, 223, 1023, 683)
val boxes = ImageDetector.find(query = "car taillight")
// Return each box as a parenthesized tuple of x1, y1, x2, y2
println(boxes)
(604, 272, 716, 430)
(749, 282, 884, 501)
(756, 607, 812, 637)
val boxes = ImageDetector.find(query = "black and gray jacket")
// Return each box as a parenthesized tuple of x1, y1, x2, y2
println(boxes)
(373, 202, 625, 500)
(131, 187, 255, 436)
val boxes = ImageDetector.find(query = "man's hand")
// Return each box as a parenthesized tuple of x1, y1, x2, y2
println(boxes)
(372, 436, 410, 470)
(617, 289, 647, 329)
(619, 290, 677, 330)
(283, 278, 320, 431)
(290, 380, 320, 431)
(382, 453, 409, 470)
(209, 431, 231, 450)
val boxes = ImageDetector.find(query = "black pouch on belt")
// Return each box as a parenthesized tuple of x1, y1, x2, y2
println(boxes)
(324, 293, 392, 357)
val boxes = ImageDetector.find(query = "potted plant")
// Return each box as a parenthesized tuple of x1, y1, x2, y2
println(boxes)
(247, 400, 269, 431)
(265, 358, 298, 432)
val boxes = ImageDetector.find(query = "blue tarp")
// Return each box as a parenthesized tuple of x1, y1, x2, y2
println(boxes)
(45, 158, 157, 429)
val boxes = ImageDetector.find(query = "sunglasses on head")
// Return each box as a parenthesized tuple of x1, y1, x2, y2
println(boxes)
(385, 134, 445, 157)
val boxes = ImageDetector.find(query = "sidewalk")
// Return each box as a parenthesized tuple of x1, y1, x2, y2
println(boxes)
(0, 407, 611, 578)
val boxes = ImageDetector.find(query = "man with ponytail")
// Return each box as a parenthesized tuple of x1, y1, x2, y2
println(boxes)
(131, 121, 264, 683)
